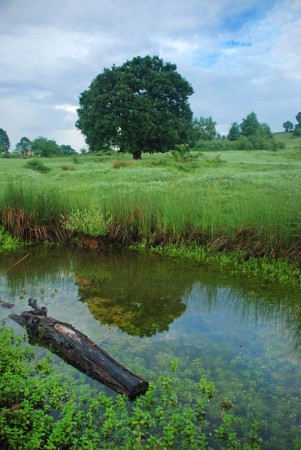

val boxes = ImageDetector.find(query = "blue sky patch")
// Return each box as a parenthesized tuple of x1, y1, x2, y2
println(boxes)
(192, 52, 220, 68)
(221, 2, 275, 32)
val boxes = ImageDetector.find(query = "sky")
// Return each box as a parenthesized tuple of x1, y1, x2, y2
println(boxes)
(0, 0, 300, 151)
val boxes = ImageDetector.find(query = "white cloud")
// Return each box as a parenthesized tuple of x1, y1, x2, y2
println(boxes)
(0, 0, 300, 150)
(54, 104, 78, 114)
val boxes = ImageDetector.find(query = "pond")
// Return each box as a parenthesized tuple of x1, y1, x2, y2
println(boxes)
(1, 247, 301, 448)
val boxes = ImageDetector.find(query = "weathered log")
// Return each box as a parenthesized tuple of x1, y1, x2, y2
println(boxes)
(0, 299, 15, 309)
(5, 299, 148, 398)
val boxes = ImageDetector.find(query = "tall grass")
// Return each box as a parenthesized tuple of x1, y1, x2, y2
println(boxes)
(0, 180, 78, 241)
(96, 185, 301, 248)
(0, 140, 301, 256)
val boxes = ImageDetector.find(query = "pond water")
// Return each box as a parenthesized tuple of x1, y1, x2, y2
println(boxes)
(1, 247, 301, 448)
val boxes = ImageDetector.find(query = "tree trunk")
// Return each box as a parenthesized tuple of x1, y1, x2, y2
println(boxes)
(4, 299, 148, 398)
(132, 150, 142, 160)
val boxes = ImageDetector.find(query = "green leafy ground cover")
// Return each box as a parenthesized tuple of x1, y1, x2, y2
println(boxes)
(0, 326, 263, 449)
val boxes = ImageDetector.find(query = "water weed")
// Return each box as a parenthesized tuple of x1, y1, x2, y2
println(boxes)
(0, 226, 20, 253)
(132, 242, 301, 288)
(0, 325, 262, 450)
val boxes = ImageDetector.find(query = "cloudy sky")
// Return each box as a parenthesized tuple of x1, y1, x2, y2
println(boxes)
(1, 0, 300, 151)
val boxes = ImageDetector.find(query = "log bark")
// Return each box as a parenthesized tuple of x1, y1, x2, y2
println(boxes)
(4, 299, 148, 398)
(0, 299, 15, 309)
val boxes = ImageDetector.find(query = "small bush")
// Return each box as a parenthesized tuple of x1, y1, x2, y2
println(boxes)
(25, 159, 50, 173)
(0, 226, 20, 252)
(171, 144, 202, 162)
(62, 209, 112, 237)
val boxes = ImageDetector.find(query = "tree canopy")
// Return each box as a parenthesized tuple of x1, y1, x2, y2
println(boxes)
(0, 128, 10, 153)
(240, 112, 261, 137)
(293, 112, 301, 136)
(227, 112, 272, 139)
(76, 55, 194, 159)
(227, 122, 240, 141)
(16, 137, 31, 153)
(60, 144, 77, 155)
(31, 137, 62, 157)
(193, 116, 217, 141)
(283, 121, 294, 132)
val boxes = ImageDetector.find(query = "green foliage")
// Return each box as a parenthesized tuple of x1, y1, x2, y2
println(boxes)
(76, 55, 194, 158)
(0, 128, 10, 153)
(193, 116, 218, 141)
(196, 135, 283, 151)
(171, 143, 201, 162)
(283, 121, 294, 132)
(239, 112, 272, 140)
(293, 127, 301, 137)
(227, 121, 241, 140)
(199, 377, 216, 399)
(240, 112, 261, 137)
(31, 137, 62, 157)
(235, 134, 282, 150)
(60, 144, 77, 155)
(293, 116, 301, 137)
(0, 326, 262, 449)
(144, 243, 301, 287)
(0, 226, 20, 252)
(25, 159, 51, 173)
(62, 209, 112, 237)
(16, 137, 31, 153)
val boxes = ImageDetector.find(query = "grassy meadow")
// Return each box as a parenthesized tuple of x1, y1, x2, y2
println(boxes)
(1, 132, 301, 259)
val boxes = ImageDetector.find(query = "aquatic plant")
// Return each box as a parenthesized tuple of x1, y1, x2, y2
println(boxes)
(134, 242, 301, 287)
(0, 325, 262, 449)
(0, 226, 20, 252)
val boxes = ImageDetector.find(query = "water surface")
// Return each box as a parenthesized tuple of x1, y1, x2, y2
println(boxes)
(1, 247, 301, 448)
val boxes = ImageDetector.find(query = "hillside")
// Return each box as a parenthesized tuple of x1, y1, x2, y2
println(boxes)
(273, 131, 301, 150)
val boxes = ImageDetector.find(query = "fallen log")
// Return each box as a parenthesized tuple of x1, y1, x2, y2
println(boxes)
(0, 299, 15, 309)
(3, 299, 148, 398)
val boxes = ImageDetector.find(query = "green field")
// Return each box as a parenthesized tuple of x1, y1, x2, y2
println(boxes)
(1, 132, 301, 258)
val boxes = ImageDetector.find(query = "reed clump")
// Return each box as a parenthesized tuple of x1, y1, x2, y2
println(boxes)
(0, 181, 74, 242)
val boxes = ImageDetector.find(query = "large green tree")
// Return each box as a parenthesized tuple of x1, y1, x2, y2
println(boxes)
(0, 128, 10, 153)
(76, 55, 194, 159)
